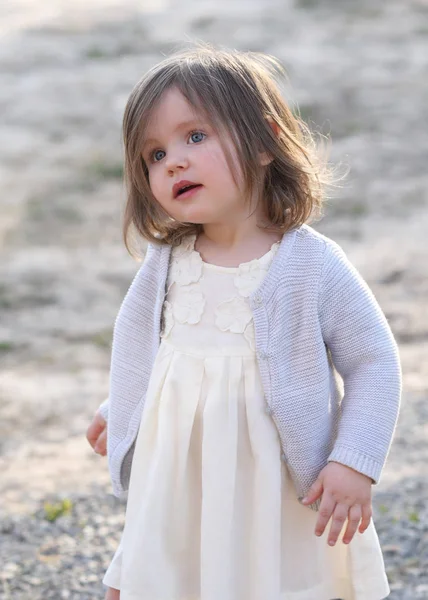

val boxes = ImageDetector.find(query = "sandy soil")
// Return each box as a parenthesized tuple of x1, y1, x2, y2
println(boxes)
(0, 0, 427, 524)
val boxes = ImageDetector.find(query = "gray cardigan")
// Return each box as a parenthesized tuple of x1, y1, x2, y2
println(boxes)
(99, 224, 402, 512)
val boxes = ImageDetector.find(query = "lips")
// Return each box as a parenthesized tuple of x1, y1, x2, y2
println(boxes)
(173, 180, 202, 199)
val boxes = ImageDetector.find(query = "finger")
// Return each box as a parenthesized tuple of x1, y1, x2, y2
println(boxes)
(327, 503, 348, 546)
(315, 494, 336, 537)
(86, 419, 103, 446)
(359, 503, 372, 533)
(94, 429, 107, 456)
(342, 504, 362, 544)
(86, 412, 106, 447)
(302, 477, 324, 505)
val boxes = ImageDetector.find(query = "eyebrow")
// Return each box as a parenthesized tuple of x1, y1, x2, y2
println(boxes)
(142, 119, 208, 149)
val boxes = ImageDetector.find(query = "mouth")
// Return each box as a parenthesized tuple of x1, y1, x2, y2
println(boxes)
(173, 181, 203, 199)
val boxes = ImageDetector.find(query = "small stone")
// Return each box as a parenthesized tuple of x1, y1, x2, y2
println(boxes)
(389, 581, 404, 591)
(1, 562, 19, 579)
(382, 544, 401, 554)
(416, 584, 428, 594)
(25, 576, 43, 586)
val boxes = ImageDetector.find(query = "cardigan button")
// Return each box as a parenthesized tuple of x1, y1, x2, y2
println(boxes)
(281, 452, 288, 463)
(257, 350, 269, 360)
(264, 404, 273, 415)
(253, 293, 263, 306)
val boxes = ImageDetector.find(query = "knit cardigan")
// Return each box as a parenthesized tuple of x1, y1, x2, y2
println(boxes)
(99, 224, 402, 512)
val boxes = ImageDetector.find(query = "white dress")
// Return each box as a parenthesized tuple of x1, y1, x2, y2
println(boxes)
(103, 234, 390, 600)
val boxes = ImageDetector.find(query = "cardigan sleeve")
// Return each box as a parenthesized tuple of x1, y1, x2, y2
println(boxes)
(97, 243, 155, 425)
(319, 240, 402, 484)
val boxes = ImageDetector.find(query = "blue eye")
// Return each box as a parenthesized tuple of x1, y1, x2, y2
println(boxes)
(153, 149, 166, 162)
(189, 131, 206, 144)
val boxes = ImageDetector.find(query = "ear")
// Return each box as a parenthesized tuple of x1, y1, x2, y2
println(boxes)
(266, 116, 281, 137)
(259, 117, 280, 166)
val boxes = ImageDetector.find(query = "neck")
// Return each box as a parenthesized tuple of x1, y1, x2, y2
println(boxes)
(201, 219, 259, 249)
(194, 206, 283, 268)
(200, 201, 276, 250)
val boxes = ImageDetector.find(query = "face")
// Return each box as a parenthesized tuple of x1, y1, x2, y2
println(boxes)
(141, 87, 254, 226)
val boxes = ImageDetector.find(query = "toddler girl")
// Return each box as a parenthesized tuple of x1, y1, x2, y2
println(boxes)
(86, 44, 401, 600)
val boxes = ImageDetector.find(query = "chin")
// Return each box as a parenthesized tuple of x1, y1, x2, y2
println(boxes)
(175, 209, 213, 225)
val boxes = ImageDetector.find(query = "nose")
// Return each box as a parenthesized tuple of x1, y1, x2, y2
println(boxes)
(165, 152, 189, 174)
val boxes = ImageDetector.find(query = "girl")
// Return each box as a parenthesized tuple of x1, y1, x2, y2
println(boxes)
(86, 44, 401, 600)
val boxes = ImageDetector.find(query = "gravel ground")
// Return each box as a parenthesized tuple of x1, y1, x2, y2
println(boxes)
(1, 480, 428, 599)
(0, 0, 427, 598)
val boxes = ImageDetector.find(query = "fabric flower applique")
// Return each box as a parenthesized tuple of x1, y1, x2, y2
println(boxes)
(167, 240, 203, 290)
(259, 239, 281, 266)
(160, 300, 174, 340)
(234, 241, 280, 297)
(234, 261, 269, 298)
(173, 284, 206, 325)
(215, 296, 253, 334)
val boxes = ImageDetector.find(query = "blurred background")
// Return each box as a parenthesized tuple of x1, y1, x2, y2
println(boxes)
(0, 0, 427, 598)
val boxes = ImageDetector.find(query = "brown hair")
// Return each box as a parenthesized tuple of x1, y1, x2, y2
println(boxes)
(122, 43, 338, 255)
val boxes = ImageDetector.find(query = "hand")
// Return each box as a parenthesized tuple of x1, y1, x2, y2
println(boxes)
(86, 410, 107, 456)
(301, 461, 373, 546)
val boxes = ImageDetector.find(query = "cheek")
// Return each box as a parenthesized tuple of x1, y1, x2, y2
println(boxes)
(203, 146, 241, 187)
(147, 169, 165, 201)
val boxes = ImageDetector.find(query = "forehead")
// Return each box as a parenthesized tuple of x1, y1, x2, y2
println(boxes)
(143, 87, 206, 142)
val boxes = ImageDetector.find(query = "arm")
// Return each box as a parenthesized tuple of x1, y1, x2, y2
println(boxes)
(319, 241, 402, 484)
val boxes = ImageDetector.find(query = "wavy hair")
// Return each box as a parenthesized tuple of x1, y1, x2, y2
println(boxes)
(122, 43, 339, 255)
